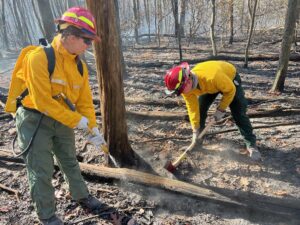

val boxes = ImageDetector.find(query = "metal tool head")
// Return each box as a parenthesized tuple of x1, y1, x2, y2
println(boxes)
(164, 161, 176, 173)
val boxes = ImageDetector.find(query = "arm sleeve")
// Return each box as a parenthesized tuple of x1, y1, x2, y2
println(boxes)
(182, 93, 200, 130)
(76, 62, 97, 129)
(24, 50, 82, 128)
(215, 73, 236, 110)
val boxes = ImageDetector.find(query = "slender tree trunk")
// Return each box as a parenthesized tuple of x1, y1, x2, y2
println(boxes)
(86, 0, 136, 167)
(180, 0, 186, 37)
(240, 0, 245, 36)
(132, 0, 139, 44)
(1, 0, 9, 50)
(244, 0, 258, 68)
(36, 0, 56, 42)
(171, 0, 179, 36)
(210, 0, 217, 56)
(229, 0, 234, 44)
(143, 0, 151, 42)
(31, 0, 45, 37)
(271, 0, 299, 92)
(157, 0, 162, 47)
(11, 0, 27, 46)
(115, 0, 128, 80)
(18, 1, 32, 44)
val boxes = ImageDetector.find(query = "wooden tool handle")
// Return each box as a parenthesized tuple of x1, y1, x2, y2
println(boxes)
(172, 120, 214, 167)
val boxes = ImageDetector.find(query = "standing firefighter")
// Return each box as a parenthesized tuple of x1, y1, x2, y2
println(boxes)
(164, 61, 261, 161)
(5, 7, 106, 225)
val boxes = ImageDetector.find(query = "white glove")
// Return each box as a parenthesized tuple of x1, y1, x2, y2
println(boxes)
(76, 116, 89, 130)
(88, 127, 106, 148)
(214, 109, 226, 121)
(192, 129, 199, 143)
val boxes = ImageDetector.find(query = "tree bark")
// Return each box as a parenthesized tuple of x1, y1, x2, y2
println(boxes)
(179, 0, 186, 37)
(36, 0, 56, 42)
(210, 0, 217, 56)
(86, 0, 136, 167)
(132, 0, 139, 44)
(171, 0, 179, 36)
(244, 0, 258, 68)
(228, 0, 234, 44)
(1, 0, 9, 49)
(143, 0, 151, 42)
(271, 0, 299, 92)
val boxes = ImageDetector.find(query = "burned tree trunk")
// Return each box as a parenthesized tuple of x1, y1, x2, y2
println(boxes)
(86, 0, 136, 167)
(36, 0, 56, 42)
(244, 0, 258, 68)
(210, 0, 217, 56)
(271, 0, 299, 92)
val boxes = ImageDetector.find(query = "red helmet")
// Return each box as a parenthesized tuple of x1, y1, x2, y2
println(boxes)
(164, 62, 190, 96)
(55, 7, 100, 41)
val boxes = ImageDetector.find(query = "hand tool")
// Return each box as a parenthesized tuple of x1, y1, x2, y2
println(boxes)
(164, 120, 214, 173)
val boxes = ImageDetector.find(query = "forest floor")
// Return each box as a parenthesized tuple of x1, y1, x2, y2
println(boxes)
(0, 35, 300, 225)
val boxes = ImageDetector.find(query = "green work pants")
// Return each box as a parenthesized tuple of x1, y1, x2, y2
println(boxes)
(16, 107, 89, 220)
(198, 73, 256, 147)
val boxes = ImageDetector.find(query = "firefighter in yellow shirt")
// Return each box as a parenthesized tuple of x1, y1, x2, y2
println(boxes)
(164, 61, 261, 161)
(5, 7, 105, 225)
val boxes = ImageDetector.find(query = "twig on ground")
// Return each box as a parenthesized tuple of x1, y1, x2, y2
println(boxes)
(0, 183, 20, 202)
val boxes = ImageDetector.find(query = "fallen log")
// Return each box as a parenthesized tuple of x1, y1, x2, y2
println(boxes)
(93, 97, 184, 108)
(0, 149, 239, 206)
(79, 163, 240, 206)
(125, 108, 300, 121)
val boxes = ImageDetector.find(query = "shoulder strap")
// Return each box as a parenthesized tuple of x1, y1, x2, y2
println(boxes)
(43, 46, 55, 77)
(75, 56, 84, 76)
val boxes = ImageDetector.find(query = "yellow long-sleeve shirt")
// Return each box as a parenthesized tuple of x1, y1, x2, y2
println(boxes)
(8, 35, 96, 129)
(182, 61, 237, 129)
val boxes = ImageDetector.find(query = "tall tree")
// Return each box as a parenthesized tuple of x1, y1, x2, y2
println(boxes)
(210, 0, 217, 56)
(1, 0, 9, 49)
(228, 0, 234, 44)
(171, 0, 182, 61)
(271, 0, 299, 92)
(179, 0, 186, 37)
(86, 0, 136, 166)
(143, 0, 151, 42)
(36, 0, 56, 41)
(132, 0, 140, 44)
(11, 0, 27, 46)
(171, 0, 179, 36)
(244, 0, 258, 68)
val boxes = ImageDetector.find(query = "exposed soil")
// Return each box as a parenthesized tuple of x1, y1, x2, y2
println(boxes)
(0, 36, 299, 225)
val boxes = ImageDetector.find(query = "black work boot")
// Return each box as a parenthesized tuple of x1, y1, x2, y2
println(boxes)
(78, 195, 102, 210)
(40, 215, 64, 225)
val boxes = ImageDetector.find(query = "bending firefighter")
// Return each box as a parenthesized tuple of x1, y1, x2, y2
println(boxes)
(5, 7, 106, 225)
(164, 61, 261, 161)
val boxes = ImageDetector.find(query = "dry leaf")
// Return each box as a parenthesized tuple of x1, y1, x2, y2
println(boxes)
(0, 206, 11, 212)
(274, 190, 288, 197)
(240, 177, 249, 187)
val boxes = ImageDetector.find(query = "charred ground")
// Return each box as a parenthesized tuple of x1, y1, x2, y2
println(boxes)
(0, 36, 299, 225)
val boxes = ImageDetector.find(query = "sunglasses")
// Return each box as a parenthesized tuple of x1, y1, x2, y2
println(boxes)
(80, 36, 93, 46)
